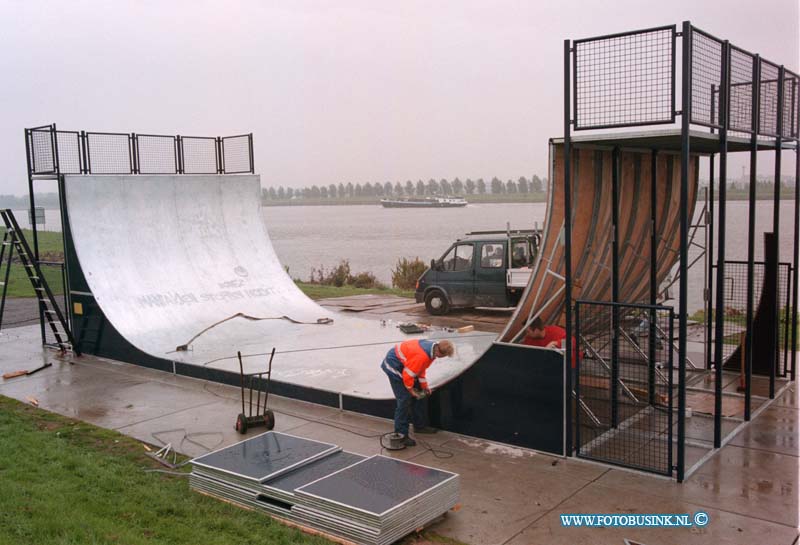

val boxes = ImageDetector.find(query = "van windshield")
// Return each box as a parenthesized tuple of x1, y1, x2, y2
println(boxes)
(442, 243, 473, 272)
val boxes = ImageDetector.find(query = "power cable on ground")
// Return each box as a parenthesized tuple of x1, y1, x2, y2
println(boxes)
(201, 382, 454, 459)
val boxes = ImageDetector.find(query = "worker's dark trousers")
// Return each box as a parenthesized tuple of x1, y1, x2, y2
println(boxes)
(385, 374, 426, 436)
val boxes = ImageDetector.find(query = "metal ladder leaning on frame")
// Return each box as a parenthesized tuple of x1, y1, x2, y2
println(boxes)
(0, 209, 80, 356)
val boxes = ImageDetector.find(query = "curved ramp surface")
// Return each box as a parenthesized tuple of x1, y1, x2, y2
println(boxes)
(64, 175, 494, 400)
(501, 145, 699, 342)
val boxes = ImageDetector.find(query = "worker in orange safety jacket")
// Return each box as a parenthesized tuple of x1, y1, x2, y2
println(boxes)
(381, 338, 454, 447)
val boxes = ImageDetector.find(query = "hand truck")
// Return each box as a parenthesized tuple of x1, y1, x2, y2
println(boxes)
(234, 348, 276, 434)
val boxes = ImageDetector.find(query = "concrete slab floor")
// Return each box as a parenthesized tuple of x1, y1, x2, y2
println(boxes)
(0, 324, 798, 545)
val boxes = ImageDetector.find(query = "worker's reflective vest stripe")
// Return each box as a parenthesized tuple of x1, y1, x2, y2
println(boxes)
(382, 339, 437, 390)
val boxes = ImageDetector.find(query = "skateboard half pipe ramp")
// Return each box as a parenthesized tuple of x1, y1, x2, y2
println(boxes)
(64, 174, 495, 407)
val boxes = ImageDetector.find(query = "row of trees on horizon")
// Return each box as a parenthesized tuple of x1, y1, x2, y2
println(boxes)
(261, 176, 548, 201)
(0, 174, 795, 209)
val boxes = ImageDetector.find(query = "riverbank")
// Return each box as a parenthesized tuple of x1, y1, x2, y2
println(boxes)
(4, 190, 796, 211)
(262, 192, 548, 206)
(261, 191, 796, 207)
(3, 230, 417, 299)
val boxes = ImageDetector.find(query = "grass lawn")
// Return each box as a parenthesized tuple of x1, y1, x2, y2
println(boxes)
(0, 395, 331, 545)
(689, 308, 797, 349)
(4, 276, 414, 301)
(296, 282, 414, 300)
(2, 229, 66, 298)
(18, 229, 65, 256)
(2, 264, 66, 298)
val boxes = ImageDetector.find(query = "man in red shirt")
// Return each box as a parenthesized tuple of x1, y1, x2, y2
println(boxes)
(522, 317, 567, 348)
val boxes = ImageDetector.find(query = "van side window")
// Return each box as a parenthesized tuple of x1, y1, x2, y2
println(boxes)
(511, 239, 531, 268)
(442, 243, 473, 272)
(480, 243, 505, 268)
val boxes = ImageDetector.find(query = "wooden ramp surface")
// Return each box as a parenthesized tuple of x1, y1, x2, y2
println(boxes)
(502, 145, 699, 342)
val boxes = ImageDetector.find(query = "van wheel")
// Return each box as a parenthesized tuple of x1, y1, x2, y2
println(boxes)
(425, 290, 450, 315)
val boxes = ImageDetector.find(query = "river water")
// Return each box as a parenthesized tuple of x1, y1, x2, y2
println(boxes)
(262, 200, 798, 314)
(18, 200, 798, 314)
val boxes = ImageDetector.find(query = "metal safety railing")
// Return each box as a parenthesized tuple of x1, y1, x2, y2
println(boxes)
(26, 124, 254, 176)
(570, 23, 800, 140)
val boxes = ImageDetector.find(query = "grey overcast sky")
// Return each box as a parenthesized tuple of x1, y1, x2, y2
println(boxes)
(0, 0, 797, 195)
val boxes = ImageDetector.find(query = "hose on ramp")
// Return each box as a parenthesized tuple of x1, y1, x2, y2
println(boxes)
(174, 312, 333, 352)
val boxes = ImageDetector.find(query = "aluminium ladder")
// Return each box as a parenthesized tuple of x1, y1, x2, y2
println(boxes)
(0, 209, 79, 355)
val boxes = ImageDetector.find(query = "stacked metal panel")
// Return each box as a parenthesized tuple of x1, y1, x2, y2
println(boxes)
(190, 450, 366, 518)
(189, 432, 459, 545)
(293, 456, 460, 545)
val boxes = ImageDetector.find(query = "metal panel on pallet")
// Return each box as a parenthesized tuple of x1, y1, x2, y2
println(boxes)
(295, 455, 457, 518)
(191, 432, 340, 483)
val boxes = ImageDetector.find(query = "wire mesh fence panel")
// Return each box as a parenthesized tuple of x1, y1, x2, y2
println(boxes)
(136, 134, 177, 174)
(779, 264, 792, 377)
(575, 301, 674, 476)
(718, 261, 756, 364)
(85, 132, 132, 174)
(56, 131, 82, 174)
(782, 72, 798, 139)
(29, 128, 56, 174)
(728, 47, 755, 134)
(222, 135, 252, 173)
(689, 28, 724, 128)
(719, 261, 791, 377)
(759, 60, 780, 137)
(573, 26, 675, 130)
(181, 137, 218, 174)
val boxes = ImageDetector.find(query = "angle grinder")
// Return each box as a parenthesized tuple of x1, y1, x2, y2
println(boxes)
(382, 432, 408, 451)
(411, 387, 428, 399)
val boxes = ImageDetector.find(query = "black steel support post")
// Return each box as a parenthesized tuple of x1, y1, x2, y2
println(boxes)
(783, 267, 792, 375)
(563, 39, 574, 456)
(126, 133, 134, 175)
(611, 147, 621, 427)
(80, 131, 89, 174)
(667, 309, 675, 473)
(131, 133, 138, 174)
(707, 83, 717, 371)
(706, 154, 715, 370)
(0, 236, 14, 331)
(25, 130, 40, 263)
(712, 42, 730, 449)
(176, 135, 182, 174)
(745, 56, 761, 420)
(574, 303, 582, 452)
(792, 90, 800, 383)
(57, 174, 72, 333)
(771, 67, 785, 399)
(649, 150, 658, 405)
(44, 124, 63, 345)
(25, 127, 45, 343)
(677, 20, 691, 483)
(248, 133, 255, 174)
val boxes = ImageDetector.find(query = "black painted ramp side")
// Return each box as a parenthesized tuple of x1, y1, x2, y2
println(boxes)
(429, 342, 565, 455)
(725, 233, 779, 376)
